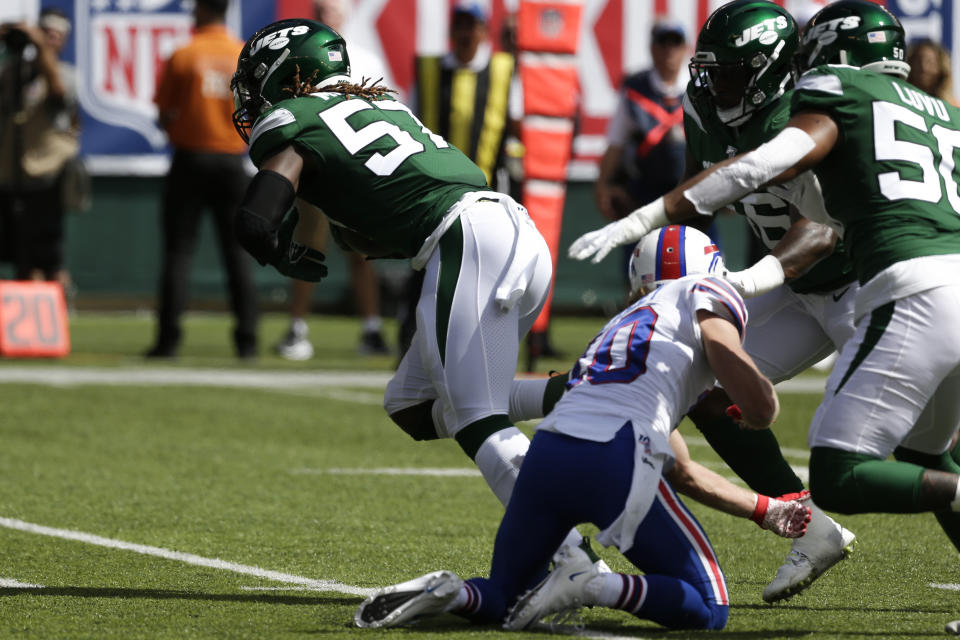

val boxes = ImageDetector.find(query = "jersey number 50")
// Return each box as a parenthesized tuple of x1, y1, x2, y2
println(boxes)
(873, 100, 960, 214)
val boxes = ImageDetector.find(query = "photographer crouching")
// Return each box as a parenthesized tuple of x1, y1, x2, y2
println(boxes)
(0, 8, 80, 292)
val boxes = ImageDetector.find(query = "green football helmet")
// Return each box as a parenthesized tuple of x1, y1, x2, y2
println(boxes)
(689, 0, 798, 126)
(794, 0, 909, 79)
(231, 19, 350, 142)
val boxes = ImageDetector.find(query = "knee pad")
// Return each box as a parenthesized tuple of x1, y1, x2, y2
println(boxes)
(389, 401, 441, 441)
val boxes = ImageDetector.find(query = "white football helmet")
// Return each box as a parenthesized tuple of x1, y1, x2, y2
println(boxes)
(628, 225, 725, 296)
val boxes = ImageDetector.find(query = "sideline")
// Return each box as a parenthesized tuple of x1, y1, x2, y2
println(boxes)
(0, 365, 828, 393)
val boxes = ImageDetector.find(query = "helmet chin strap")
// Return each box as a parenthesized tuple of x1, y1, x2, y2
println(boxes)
(716, 100, 753, 127)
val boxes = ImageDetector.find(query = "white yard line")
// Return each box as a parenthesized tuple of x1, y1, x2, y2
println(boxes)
(296, 467, 483, 477)
(0, 577, 43, 588)
(930, 583, 960, 591)
(0, 366, 391, 390)
(0, 365, 827, 394)
(1, 516, 644, 639)
(0, 517, 374, 597)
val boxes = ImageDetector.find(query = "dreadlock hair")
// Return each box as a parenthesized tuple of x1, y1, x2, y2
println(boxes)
(281, 65, 397, 100)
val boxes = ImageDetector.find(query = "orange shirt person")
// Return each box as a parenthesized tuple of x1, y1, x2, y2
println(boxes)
(146, 0, 258, 359)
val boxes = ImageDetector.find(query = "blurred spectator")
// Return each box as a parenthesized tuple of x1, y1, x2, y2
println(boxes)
(146, 0, 258, 359)
(907, 39, 958, 106)
(398, 0, 518, 358)
(273, 0, 391, 361)
(0, 8, 79, 292)
(594, 20, 690, 297)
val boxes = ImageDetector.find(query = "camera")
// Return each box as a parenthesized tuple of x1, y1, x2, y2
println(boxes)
(2, 26, 30, 52)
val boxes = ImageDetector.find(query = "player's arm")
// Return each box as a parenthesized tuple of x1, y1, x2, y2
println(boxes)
(234, 145, 327, 281)
(698, 308, 778, 429)
(723, 209, 837, 298)
(666, 430, 810, 538)
(594, 144, 630, 221)
(569, 111, 838, 263)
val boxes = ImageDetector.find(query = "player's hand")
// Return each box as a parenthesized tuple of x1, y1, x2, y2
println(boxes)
(274, 208, 328, 282)
(752, 492, 812, 538)
(569, 198, 668, 263)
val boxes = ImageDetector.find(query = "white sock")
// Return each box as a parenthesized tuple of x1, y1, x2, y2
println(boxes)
(508, 379, 549, 423)
(473, 427, 530, 506)
(587, 573, 647, 611)
(445, 581, 481, 613)
(291, 318, 308, 336)
(951, 479, 960, 511)
(363, 316, 382, 333)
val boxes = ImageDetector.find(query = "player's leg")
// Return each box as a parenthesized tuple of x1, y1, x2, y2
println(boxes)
(209, 155, 258, 358)
(495, 424, 639, 629)
(384, 330, 442, 441)
(589, 479, 728, 630)
(809, 288, 960, 516)
(502, 426, 728, 630)
(149, 153, 204, 356)
(423, 203, 549, 501)
(350, 253, 389, 354)
(690, 286, 856, 602)
(693, 286, 841, 495)
(355, 427, 587, 629)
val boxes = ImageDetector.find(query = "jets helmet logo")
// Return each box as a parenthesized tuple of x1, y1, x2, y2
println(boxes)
(249, 25, 311, 56)
(802, 16, 861, 46)
(734, 15, 789, 47)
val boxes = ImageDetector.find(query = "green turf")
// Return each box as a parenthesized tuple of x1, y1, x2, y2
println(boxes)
(0, 313, 956, 638)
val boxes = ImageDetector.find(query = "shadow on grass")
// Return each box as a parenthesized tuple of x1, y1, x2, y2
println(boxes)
(733, 603, 951, 614)
(0, 586, 356, 606)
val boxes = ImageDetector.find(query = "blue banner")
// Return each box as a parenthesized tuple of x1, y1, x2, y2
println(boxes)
(49, 0, 274, 174)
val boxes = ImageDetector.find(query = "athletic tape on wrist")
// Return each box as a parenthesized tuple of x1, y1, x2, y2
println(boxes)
(683, 127, 817, 215)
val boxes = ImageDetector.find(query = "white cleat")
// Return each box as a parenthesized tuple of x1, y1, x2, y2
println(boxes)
(274, 331, 314, 361)
(354, 570, 462, 628)
(504, 544, 599, 630)
(946, 620, 960, 635)
(762, 502, 856, 603)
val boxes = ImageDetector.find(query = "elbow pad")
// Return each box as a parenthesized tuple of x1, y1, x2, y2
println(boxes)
(235, 170, 296, 265)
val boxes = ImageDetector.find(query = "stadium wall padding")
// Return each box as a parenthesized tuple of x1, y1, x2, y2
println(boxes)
(0, 178, 752, 313)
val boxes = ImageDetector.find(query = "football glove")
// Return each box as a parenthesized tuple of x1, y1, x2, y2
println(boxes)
(722, 254, 785, 298)
(751, 491, 812, 538)
(274, 208, 328, 282)
(568, 197, 669, 263)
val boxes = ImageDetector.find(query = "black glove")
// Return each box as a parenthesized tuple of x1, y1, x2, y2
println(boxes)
(273, 208, 328, 282)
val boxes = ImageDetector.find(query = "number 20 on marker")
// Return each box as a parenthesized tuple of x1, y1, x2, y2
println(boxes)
(0, 281, 70, 358)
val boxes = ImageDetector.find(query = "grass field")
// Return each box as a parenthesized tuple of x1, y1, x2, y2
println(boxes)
(0, 312, 957, 639)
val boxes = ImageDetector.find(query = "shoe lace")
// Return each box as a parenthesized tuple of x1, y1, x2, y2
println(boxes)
(785, 549, 811, 568)
(547, 605, 585, 632)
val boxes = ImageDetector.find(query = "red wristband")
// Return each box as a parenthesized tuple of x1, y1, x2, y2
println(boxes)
(750, 494, 769, 526)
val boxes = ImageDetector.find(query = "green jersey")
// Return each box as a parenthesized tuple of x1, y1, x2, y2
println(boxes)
(248, 91, 489, 258)
(684, 84, 855, 294)
(792, 66, 960, 284)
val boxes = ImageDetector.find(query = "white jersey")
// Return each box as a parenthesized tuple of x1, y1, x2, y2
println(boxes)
(538, 274, 748, 454)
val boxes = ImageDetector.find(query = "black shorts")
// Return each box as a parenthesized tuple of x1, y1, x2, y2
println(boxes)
(0, 185, 65, 273)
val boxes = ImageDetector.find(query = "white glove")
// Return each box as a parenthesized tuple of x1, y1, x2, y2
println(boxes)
(723, 254, 785, 298)
(569, 197, 669, 263)
(751, 491, 812, 539)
